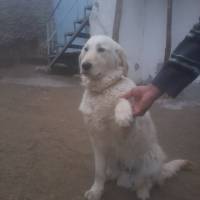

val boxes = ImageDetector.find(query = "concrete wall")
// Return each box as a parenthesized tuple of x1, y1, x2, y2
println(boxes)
(171, 0, 200, 51)
(120, 0, 200, 83)
(90, 0, 117, 37)
(89, 0, 200, 83)
(172, 0, 200, 84)
(141, 0, 167, 81)
(0, 0, 52, 63)
(119, 0, 167, 83)
(89, 0, 167, 83)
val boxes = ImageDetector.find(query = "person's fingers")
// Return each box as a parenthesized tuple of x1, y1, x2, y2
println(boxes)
(132, 108, 141, 116)
(121, 88, 140, 99)
(132, 104, 146, 116)
(121, 89, 134, 99)
(132, 97, 149, 116)
(131, 100, 141, 116)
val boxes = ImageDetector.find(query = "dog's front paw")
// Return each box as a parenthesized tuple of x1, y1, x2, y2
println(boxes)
(84, 186, 103, 200)
(115, 98, 134, 127)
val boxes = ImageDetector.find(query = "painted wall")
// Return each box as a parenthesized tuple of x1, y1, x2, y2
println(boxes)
(53, 0, 93, 46)
(172, 0, 200, 84)
(89, 0, 200, 83)
(89, 0, 117, 36)
(119, 0, 167, 83)
(171, 0, 200, 51)
(89, 0, 167, 83)
(120, 0, 200, 83)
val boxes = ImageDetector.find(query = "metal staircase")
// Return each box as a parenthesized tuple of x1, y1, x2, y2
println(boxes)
(46, 1, 92, 73)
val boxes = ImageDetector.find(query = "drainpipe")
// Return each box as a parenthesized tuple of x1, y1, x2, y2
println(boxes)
(164, 0, 173, 62)
(112, 0, 123, 42)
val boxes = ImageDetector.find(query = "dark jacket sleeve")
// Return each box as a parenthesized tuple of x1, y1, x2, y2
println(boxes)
(152, 19, 200, 97)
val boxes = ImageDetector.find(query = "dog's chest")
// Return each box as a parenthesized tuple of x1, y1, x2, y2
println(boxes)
(80, 90, 118, 130)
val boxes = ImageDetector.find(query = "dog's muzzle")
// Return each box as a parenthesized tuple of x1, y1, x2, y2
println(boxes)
(81, 62, 92, 73)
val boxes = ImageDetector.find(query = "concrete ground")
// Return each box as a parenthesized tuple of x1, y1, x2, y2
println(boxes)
(0, 64, 199, 200)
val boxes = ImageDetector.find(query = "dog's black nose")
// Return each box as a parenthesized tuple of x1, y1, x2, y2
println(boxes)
(82, 62, 92, 71)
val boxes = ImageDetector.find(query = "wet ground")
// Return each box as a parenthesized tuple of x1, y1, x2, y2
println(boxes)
(0, 64, 199, 200)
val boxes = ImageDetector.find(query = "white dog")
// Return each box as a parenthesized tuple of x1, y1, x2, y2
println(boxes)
(79, 35, 190, 200)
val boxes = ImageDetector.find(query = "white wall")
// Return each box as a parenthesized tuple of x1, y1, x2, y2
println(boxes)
(119, 0, 167, 83)
(172, 0, 200, 84)
(89, 0, 117, 37)
(89, 0, 200, 83)
(119, 0, 145, 83)
(141, 0, 167, 80)
(171, 0, 200, 51)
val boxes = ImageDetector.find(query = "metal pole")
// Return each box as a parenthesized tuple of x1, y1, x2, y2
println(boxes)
(112, 0, 123, 42)
(164, 0, 173, 62)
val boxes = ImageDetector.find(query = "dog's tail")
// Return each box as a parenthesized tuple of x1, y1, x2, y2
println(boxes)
(158, 159, 192, 184)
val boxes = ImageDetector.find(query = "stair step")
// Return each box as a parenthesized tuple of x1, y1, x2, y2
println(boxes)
(74, 17, 89, 24)
(48, 51, 80, 59)
(65, 32, 90, 39)
(74, 18, 89, 31)
(49, 16, 90, 68)
(48, 54, 56, 59)
(55, 44, 64, 48)
(84, 5, 92, 17)
(68, 44, 83, 49)
(85, 5, 92, 10)
(74, 19, 84, 24)
(73, 18, 89, 31)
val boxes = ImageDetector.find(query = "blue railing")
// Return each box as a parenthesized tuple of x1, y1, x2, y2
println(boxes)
(47, 0, 62, 22)
(47, 0, 93, 56)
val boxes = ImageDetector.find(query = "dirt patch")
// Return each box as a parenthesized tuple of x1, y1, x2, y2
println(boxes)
(0, 65, 199, 200)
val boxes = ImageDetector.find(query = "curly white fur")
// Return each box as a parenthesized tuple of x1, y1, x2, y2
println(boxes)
(79, 35, 190, 200)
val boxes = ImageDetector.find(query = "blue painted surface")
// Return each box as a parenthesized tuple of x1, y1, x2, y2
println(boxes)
(52, 0, 93, 50)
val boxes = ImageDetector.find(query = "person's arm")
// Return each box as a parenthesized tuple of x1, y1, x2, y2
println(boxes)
(123, 18, 200, 115)
(152, 19, 200, 97)
(122, 84, 162, 116)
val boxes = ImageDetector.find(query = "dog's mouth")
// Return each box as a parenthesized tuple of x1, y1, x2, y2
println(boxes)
(80, 69, 90, 76)
(80, 70, 102, 80)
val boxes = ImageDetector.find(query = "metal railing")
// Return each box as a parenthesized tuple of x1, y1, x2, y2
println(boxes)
(46, 0, 93, 57)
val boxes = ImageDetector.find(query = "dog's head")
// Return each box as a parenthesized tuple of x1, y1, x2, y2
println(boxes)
(79, 35, 128, 80)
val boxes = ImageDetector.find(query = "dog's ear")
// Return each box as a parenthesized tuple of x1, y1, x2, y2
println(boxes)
(115, 47, 128, 76)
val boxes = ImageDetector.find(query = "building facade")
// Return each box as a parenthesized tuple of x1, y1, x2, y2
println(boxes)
(89, 0, 200, 83)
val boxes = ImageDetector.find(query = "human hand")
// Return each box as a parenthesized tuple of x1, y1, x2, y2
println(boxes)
(122, 84, 162, 116)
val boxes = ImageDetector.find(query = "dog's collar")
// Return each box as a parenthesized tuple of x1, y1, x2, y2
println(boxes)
(81, 71, 125, 93)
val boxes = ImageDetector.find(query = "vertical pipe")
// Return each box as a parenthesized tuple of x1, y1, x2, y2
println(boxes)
(112, 0, 123, 42)
(164, 0, 172, 62)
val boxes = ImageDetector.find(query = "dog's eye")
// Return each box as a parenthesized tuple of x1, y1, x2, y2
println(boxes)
(97, 47, 106, 53)
(84, 47, 89, 52)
